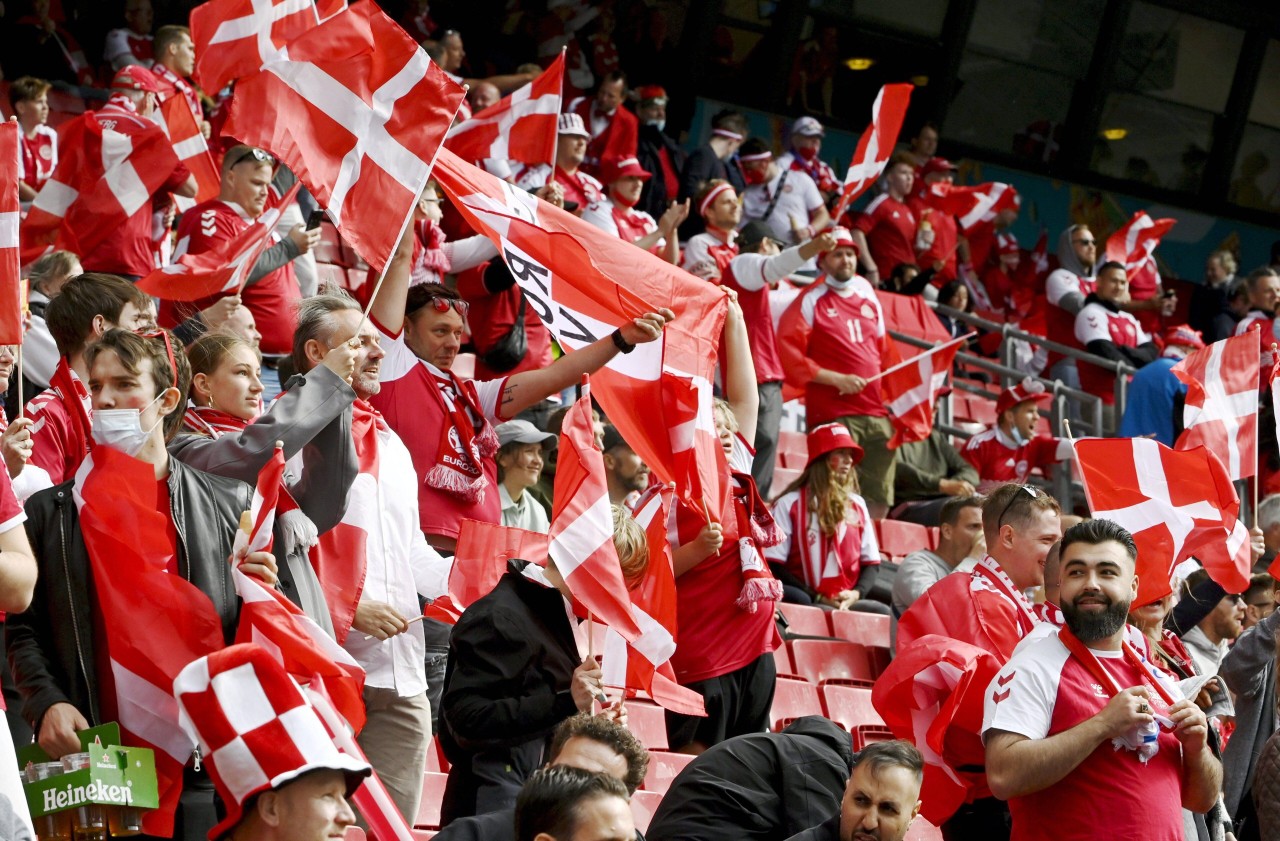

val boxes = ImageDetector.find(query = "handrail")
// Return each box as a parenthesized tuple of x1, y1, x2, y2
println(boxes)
(931, 304, 1135, 378)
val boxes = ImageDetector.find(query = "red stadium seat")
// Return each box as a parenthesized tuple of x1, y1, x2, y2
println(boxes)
(630, 790, 664, 834)
(770, 676, 823, 730)
(642, 751, 694, 795)
(415, 772, 448, 829)
(788, 639, 877, 685)
(927, 527, 940, 550)
(626, 701, 669, 751)
(772, 641, 798, 678)
(777, 431, 809, 468)
(820, 684, 885, 735)
(425, 735, 450, 773)
(875, 520, 931, 561)
(829, 610, 891, 648)
(855, 726, 896, 750)
(411, 832, 436, 841)
(776, 603, 830, 637)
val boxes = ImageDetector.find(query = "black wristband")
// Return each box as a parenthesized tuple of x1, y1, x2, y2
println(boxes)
(611, 329, 635, 354)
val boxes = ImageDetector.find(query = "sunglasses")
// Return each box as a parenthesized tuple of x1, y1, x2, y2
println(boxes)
(1072, 238, 1097, 246)
(229, 147, 274, 169)
(407, 296, 470, 317)
(997, 484, 1043, 529)
(135, 329, 179, 389)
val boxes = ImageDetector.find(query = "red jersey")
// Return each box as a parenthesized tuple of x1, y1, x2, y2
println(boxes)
(1044, 268, 1096, 365)
(80, 102, 191, 278)
(160, 199, 300, 354)
(454, 265, 554, 380)
(680, 231, 737, 280)
(1075, 301, 1147, 404)
(983, 632, 1185, 841)
(571, 97, 639, 175)
(962, 426, 1068, 492)
(555, 165, 604, 212)
(581, 198, 667, 259)
(853, 193, 917, 276)
(777, 278, 887, 426)
(907, 195, 958, 282)
(18, 126, 58, 192)
(369, 321, 509, 540)
(27, 368, 92, 485)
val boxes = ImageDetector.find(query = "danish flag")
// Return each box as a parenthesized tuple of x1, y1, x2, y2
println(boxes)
(880, 333, 969, 449)
(1172, 332, 1257, 480)
(1074, 437, 1251, 605)
(0, 122, 21, 344)
(924, 181, 1020, 235)
(157, 93, 220, 205)
(223, 1, 465, 274)
(190, 0, 323, 93)
(432, 147, 730, 515)
(445, 51, 564, 168)
(1105, 210, 1175, 298)
(832, 83, 913, 221)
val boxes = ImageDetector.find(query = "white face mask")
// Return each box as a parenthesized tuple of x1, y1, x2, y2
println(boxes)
(826, 275, 857, 292)
(92, 392, 166, 456)
(644, 119, 666, 132)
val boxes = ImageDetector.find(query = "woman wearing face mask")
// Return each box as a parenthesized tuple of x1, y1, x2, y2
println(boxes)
(581, 156, 687, 264)
(169, 331, 362, 632)
(765, 423, 889, 614)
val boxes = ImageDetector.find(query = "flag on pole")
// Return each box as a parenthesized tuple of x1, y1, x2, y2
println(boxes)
(190, 0, 322, 94)
(832, 83, 913, 221)
(0, 122, 22, 344)
(445, 52, 564, 168)
(1172, 332, 1258, 480)
(881, 333, 968, 449)
(157, 93, 220, 204)
(923, 182, 1021, 236)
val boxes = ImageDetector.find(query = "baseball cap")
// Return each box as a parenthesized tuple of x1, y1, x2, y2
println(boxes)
(995, 377, 1052, 416)
(636, 85, 668, 105)
(557, 112, 591, 139)
(1163, 324, 1205, 351)
(600, 156, 651, 184)
(791, 116, 825, 138)
(601, 424, 632, 453)
(496, 419, 557, 448)
(921, 157, 959, 177)
(818, 226, 859, 263)
(111, 65, 163, 93)
(737, 220, 782, 252)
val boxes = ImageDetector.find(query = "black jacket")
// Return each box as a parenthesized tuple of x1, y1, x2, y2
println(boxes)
(8, 457, 251, 732)
(636, 125, 686, 219)
(646, 716, 854, 841)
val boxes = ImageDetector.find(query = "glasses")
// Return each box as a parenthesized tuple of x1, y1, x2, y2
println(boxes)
(135, 329, 179, 388)
(407, 296, 469, 317)
(997, 484, 1042, 528)
(1072, 238, 1097, 246)
(229, 147, 274, 169)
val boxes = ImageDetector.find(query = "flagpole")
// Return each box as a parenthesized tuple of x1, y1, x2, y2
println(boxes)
(864, 331, 975, 385)
(15, 344, 22, 420)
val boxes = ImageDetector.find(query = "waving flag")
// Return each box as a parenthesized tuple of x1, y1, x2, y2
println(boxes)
(924, 181, 1020, 235)
(1105, 210, 1175, 305)
(832, 83, 913, 220)
(223, 1, 465, 274)
(446, 51, 564, 168)
(1172, 332, 1257, 480)
(1074, 437, 1251, 604)
(20, 111, 182, 265)
(137, 182, 301, 301)
(157, 93, 220, 205)
(881, 333, 968, 449)
(0, 123, 21, 344)
(191, 0, 321, 93)
(433, 147, 729, 514)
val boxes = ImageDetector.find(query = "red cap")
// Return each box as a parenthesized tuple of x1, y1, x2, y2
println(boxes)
(1163, 324, 1205, 351)
(806, 422, 864, 468)
(996, 233, 1020, 256)
(600, 156, 651, 184)
(818, 226, 859, 264)
(921, 157, 958, 177)
(111, 65, 163, 93)
(636, 85, 668, 104)
(995, 377, 1052, 416)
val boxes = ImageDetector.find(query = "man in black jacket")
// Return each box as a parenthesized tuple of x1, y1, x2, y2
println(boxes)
(783, 740, 924, 841)
(634, 86, 685, 220)
(7, 328, 273, 839)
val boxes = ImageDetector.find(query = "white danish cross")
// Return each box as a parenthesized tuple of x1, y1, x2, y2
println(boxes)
(207, 0, 318, 66)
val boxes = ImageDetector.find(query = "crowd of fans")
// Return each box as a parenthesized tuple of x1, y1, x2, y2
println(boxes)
(2, 1, 1280, 841)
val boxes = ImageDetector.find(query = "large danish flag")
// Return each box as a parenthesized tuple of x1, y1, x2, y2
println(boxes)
(832, 83, 913, 221)
(1172, 332, 1257, 480)
(924, 181, 1021, 235)
(881, 333, 968, 449)
(1074, 437, 1251, 605)
(432, 146, 730, 514)
(1105, 210, 1175, 299)
(190, 0, 322, 93)
(0, 122, 21, 344)
(157, 94, 220, 205)
(445, 51, 564, 168)
(137, 182, 301, 301)
(223, 1, 465, 275)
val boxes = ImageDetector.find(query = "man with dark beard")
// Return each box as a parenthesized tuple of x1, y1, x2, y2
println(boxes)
(981, 520, 1221, 841)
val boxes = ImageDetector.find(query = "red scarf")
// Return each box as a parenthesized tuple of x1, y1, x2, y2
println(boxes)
(413, 219, 452, 279)
(50, 358, 93, 461)
(788, 486, 861, 599)
(423, 369, 498, 503)
(182, 404, 250, 438)
(1058, 624, 1179, 709)
(731, 470, 782, 611)
(974, 555, 1038, 637)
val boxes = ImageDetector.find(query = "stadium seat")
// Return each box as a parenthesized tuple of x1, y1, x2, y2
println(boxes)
(415, 772, 449, 829)
(642, 751, 694, 795)
(770, 676, 823, 730)
(411, 832, 436, 841)
(854, 726, 896, 750)
(820, 684, 885, 735)
(788, 639, 877, 685)
(875, 520, 931, 561)
(777, 431, 809, 468)
(905, 817, 944, 840)
(345, 267, 369, 293)
(315, 263, 347, 289)
(772, 641, 797, 678)
(772, 466, 802, 495)
(626, 701, 670, 750)
(630, 790, 664, 833)
(776, 603, 830, 637)
(829, 610, 891, 648)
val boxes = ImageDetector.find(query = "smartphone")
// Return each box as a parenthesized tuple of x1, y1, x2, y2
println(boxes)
(306, 209, 326, 230)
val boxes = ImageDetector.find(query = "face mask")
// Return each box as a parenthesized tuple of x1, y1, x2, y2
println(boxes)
(644, 119, 666, 132)
(612, 190, 640, 209)
(743, 167, 768, 186)
(794, 145, 819, 161)
(92, 392, 166, 457)
(825, 275, 856, 292)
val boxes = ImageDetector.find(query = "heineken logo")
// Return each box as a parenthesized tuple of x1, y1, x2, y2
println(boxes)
(42, 780, 133, 812)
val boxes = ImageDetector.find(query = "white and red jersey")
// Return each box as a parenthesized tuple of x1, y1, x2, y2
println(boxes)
(765, 490, 879, 599)
(852, 193, 916, 276)
(680, 231, 738, 280)
(1075, 301, 1149, 403)
(962, 426, 1070, 492)
(581, 197, 667, 258)
(18, 125, 58, 192)
(102, 28, 153, 70)
(27, 371, 92, 486)
(720, 247, 809, 384)
(369, 320, 510, 542)
(160, 199, 300, 354)
(153, 63, 203, 123)
(1044, 268, 1096, 362)
(513, 163, 604, 214)
(982, 632, 1185, 841)
(777, 277, 887, 426)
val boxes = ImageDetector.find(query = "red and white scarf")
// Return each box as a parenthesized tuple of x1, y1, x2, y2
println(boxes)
(788, 487, 861, 600)
(973, 555, 1039, 637)
(50, 358, 94, 461)
(411, 219, 452, 285)
(731, 470, 783, 611)
(423, 370, 499, 503)
(182, 403, 250, 438)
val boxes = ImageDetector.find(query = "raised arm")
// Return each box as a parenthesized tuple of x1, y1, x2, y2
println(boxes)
(721, 291, 758, 445)
(369, 227, 417, 335)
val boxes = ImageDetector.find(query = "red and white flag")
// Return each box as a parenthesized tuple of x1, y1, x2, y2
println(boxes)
(1105, 210, 1175, 300)
(1074, 437, 1251, 605)
(832, 83, 913, 221)
(1172, 332, 1258, 480)
(136, 182, 301, 301)
(223, 1, 465, 275)
(551, 377, 675, 666)
(0, 122, 21, 344)
(72, 447, 225, 837)
(190, 0, 321, 94)
(924, 181, 1020, 236)
(20, 111, 182, 266)
(432, 147, 730, 514)
(157, 94, 220, 205)
(445, 51, 564, 168)
(881, 333, 968, 449)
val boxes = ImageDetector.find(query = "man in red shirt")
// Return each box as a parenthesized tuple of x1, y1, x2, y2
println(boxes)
(907, 157, 964, 284)
(158, 145, 318, 356)
(777, 227, 895, 517)
(569, 71, 638, 177)
(1074, 262, 1158, 405)
(962, 378, 1071, 492)
(680, 180, 741, 281)
(151, 24, 208, 138)
(984, 519, 1220, 841)
(850, 154, 918, 288)
(582, 156, 685, 264)
(10, 76, 57, 202)
(78, 66, 196, 280)
(514, 113, 603, 216)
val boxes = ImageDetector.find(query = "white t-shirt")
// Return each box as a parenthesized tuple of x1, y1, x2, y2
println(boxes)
(741, 168, 824, 245)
